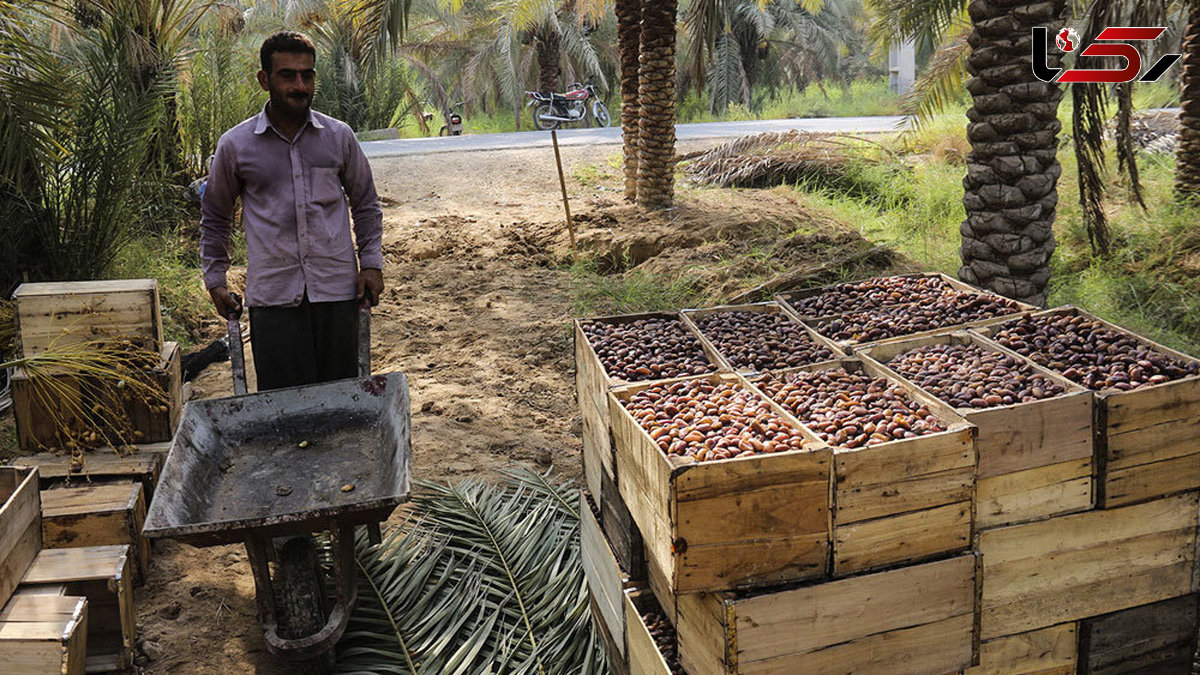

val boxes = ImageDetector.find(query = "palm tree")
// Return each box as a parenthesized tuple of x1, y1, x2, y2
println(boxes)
(957, 0, 1066, 307)
(616, 0, 640, 200)
(635, 0, 678, 209)
(1178, 2, 1200, 198)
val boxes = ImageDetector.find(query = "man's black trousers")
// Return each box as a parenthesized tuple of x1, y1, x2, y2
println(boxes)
(249, 296, 359, 391)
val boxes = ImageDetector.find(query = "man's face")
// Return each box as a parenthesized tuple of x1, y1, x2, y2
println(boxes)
(258, 51, 315, 117)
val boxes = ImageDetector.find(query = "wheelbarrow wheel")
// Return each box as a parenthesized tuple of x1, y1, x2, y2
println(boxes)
(275, 537, 334, 674)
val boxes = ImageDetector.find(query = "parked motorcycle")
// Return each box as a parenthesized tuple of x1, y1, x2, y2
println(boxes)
(439, 102, 465, 136)
(525, 82, 610, 131)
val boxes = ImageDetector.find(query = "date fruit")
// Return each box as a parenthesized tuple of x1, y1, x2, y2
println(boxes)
(886, 342, 1065, 408)
(623, 378, 814, 461)
(755, 368, 947, 448)
(582, 317, 715, 382)
(816, 292, 1023, 344)
(693, 309, 834, 371)
(991, 313, 1199, 392)
(782, 275, 956, 317)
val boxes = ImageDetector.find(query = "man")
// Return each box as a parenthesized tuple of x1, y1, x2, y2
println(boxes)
(200, 31, 384, 391)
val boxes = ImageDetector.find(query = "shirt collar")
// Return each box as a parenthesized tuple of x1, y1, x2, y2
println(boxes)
(253, 103, 324, 136)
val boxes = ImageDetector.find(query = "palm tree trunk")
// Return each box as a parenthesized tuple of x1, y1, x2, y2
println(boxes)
(959, 0, 1066, 308)
(535, 24, 561, 93)
(616, 0, 641, 202)
(1176, 2, 1200, 199)
(636, 0, 677, 210)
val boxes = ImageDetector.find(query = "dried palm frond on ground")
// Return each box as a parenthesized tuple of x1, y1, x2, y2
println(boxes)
(3, 336, 170, 465)
(681, 130, 893, 192)
(336, 469, 605, 674)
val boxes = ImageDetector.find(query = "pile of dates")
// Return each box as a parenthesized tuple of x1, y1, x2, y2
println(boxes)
(991, 313, 1199, 391)
(782, 275, 956, 317)
(815, 292, 1023, 344)
(886, 342, 1066, 408)
(693, 310, 834, 371)
(755, 368, 947, 448)
(582, 317, 714, 382)
(623, 378, 813, 461)
(641, 609, 685, 674)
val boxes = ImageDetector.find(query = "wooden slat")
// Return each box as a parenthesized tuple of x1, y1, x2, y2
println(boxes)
(0, 468, 41, 610)
(834, 500, 971, 575)
(21, 546, 128, 585)
(0, 594, 87, 675)
(0, 595, 87, 623)
(10, 446, 166, 500)
(976, 458, 1093, 530)
(580, 491, 625, 658)
(14, 279, 161, 358)
(979, 493, 1199, 640)
(1079, 594, 1198, 675)
(965, 624, 1077, 675)
(576, 321, 614, 500)
(1105, 453, 1200, 509)
(836, 465, 973, 524)
(676, 592, 728, 675)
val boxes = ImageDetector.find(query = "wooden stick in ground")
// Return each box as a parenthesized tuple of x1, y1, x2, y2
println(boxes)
(551, 129, 577, 261)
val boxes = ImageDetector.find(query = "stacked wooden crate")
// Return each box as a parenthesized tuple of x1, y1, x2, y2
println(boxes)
(9, 279, 182, 452)
(0, 462, 145, 672)
(577, 273, 1200, 674)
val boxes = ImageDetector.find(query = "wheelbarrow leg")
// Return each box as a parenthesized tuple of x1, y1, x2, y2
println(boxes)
(245, 526, 359, 662)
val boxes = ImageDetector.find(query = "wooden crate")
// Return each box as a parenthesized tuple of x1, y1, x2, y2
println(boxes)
(608, 373, 832, 610)
(625, 589, 679, 675)
(12, 279, 162, 358)
(676, 553, 978, 675)
(976, 306, 1200, 509)
(20, 545, 135, 672)
(0, 593, 88, 675)
(774, 272, 989, 321)
(747, 358, 976, 575)
(0, 467, 42, 613)
(580, 489, 629, 663)
(41, 482, 150, 583)
(977, 492, 1199, 641)
(964, 623, 1077, 675)
(10, 443, 167, 501)
(575, 313, 723, 501)
(859, 331, 1094, 529)
(11, 341, 182, 453)
(1078, 594, 1198, 674)
(679, 302, 845, 374)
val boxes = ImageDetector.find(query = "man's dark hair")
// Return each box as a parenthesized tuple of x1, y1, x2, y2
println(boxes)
(260, 31, 316, 73)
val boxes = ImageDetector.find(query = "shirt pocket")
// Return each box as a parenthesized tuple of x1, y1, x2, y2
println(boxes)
(309, 166, 344, 207)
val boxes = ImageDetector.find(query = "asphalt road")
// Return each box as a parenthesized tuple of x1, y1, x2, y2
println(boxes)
(361, 115, 908, 158)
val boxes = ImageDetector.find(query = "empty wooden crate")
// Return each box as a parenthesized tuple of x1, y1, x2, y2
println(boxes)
(41, 482, 150, 581)
(12, 279, 162, 358)
(0, 592, 88, 675)
(0, 467, 42, 611)
(20, 545, 135, 673)
(676, 553, 978, 674)
(608, 373, 831, 609)
(747, 358, 976, 575)
(859, 331, 1093, 529)
(977, 492, 1199, 641)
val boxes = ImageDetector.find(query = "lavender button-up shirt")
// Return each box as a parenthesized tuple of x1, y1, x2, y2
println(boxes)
(200, 106, 383, 308)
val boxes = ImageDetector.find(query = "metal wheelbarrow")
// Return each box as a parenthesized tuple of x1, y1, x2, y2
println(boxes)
(143, 297, 410, 672)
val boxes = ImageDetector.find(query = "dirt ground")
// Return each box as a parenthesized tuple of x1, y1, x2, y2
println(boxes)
(23, 138, 896, 673)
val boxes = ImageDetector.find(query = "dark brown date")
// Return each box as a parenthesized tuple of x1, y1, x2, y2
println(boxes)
(582, 317, 715, 382)
(886, 342, 1066, 408)
(693, 310, 834, 371)
(781, 275, 956, 317)
(815, 292, 1023, 344)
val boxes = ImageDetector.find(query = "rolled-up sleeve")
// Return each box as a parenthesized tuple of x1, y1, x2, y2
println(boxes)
(199, 138, 241, 290)
(341, 131, 383, 270)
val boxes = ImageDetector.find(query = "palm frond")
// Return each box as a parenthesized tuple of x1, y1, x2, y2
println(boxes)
(707, 30, 750, 113)
(337, 472, 603, 674)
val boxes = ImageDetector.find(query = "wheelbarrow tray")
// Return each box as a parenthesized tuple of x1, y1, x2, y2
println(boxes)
(144, 373, 410, 547)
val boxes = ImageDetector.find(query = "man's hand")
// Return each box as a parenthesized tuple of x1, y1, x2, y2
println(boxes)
(358, 268, 384, 307)
(209, 286, 242, 319)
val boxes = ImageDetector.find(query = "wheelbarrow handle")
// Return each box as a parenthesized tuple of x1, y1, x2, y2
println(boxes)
(357, 289, 372, 378)
(227, 293, 249, 396)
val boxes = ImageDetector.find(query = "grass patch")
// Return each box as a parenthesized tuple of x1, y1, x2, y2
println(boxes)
(572, 162, 615, 188)
(569, 256, 708, 317)
(678, 78, 902, 124)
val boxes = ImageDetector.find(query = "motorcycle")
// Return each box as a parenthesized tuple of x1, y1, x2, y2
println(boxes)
(438, 102, 464, 136)
(525, 82, 610, 131)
